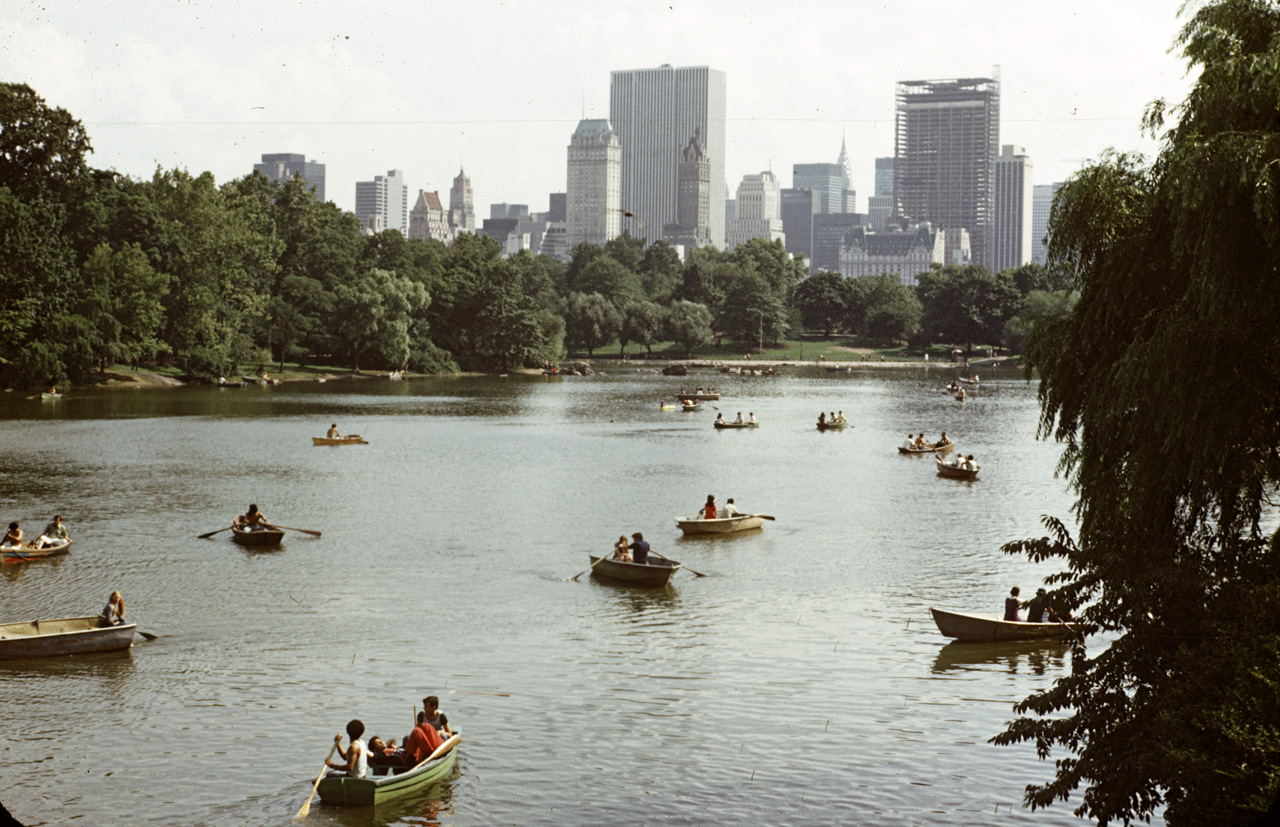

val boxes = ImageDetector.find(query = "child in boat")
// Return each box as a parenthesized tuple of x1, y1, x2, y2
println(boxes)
(422, 695, 452, 737)
(612, 535, 632, 562)
(2, 522, 21, 547)
(326, 719, 368, 778)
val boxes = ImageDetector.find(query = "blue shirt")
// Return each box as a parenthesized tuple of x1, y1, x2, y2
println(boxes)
(629, 539, 650, 565)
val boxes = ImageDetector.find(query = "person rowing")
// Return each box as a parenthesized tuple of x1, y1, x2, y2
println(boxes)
(326, 423, 341, 439)
(235, 503, 272, 532)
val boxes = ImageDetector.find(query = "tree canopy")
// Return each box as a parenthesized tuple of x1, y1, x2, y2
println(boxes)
(994, 2, 1280, 824)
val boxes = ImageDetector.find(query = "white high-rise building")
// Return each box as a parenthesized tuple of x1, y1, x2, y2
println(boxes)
(727, 171, 785, 250)
(609, 64, 727, 247)
(355, 170, 407, 234)
(1031, 181, 1064, 265)
(566, 118, 622, 248)
(992, 145, 1033, 273)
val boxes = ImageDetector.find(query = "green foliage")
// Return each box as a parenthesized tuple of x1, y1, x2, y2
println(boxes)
(0, 83, 91, 204)
(573, 255, 643, 307)
(563, 292, 621, 358)
(619, 301, 666, 355)
(793, 272, 852, 335)
(916, 264, 1020, 348)
(851, 275, 922, 343)
(665, 300, 713, 358)
(996, 3, 1280, 823)
(1002, 289, 1077, 353)
(716, 268, 789, 348)
(333, 267, 430, 370)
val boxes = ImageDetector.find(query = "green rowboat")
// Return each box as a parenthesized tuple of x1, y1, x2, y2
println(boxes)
(316, 733, 460, 806)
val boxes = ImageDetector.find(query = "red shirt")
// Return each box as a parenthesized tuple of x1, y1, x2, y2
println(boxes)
(403, 723, 444, 766)
(703, 504, 717, 519)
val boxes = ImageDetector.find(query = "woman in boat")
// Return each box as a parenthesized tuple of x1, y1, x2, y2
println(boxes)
(715, 412, 725, 425)
(818, 412, 826, 426)
(703, 495, 718, 520)
(100, 591, 126, 626)
(2, 522, 21, 548)
(612, 535, 632, 562)
(1004, 587, 1022, 621)
(326, 719, 368, 779)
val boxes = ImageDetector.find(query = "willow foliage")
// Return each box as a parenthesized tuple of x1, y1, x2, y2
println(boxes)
(997, 2, 1280, 824)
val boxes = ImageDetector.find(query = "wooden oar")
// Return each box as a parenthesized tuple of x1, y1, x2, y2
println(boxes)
(416, 733, 461, 768)
(569, 553, 614, 581)
(649, 550, 708, 578)
(197, 526, 233, 539)
(271, 525, 322, 537)
(748, 514, 776, 521)
(136, 630, 158, 641)
(294, 742, 338, 820)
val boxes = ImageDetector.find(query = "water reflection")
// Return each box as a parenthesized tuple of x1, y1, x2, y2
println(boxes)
(930, 639, 1071, 675)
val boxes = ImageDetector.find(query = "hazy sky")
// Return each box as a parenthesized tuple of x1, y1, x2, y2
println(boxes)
(3, 0, 1196, 217)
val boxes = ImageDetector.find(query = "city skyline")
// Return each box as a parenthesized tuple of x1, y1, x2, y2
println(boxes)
(3, 1, 1191, 224)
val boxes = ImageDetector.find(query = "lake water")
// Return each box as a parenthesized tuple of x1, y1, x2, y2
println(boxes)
(0, 365, 1129, 826)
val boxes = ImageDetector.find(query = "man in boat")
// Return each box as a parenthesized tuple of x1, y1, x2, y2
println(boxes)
(903, 434, 915, 450)
(422, 695, 452, 737)
(914, 434, 928, 449)
(1025, 588, 1050, 623)
(1004, 587, 1023, 621)
(326, 423, 341, 439)
(2, 522, 22, 547)
(723, 498, 741, 518)
(325, 719, 368, 778)
(936, 432, 951, 447)
(962, 454, 977, 470)
(836, 411, 846, 423)
(37, 515, 69, 548)
(100, 591, 126, 626)
(748, 412, 756, 424)
(628, 532, 650, 565)
(734, 412, 744, 424)
(403, 711, 445, 766)
(239, 504, 271, 531)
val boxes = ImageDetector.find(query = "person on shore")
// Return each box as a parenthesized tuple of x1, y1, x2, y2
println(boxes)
(326, 719, 368, 778)
(403, 711, 445, 766)
(702, 495, 718, 520)
(100, 591, 126, 626)
(326, 423, 341, 439)
(3, 522, 22, 548)
(422, 695, 452, 738)
(612, 535, 632, 562)
(1004, 587, 1022, 621)
(629, 532, 650, 565)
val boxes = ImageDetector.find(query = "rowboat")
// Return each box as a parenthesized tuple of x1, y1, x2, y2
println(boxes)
(713, 421, 757, 429)
(676, 392, 719, 401)
(680, 402, 702, 411)
(898, 442, 955, 454)
(312, 435, 368, 445)
(930, 608, 1072, 642)
(936, 455, 979, 479)
(231, 524, 285, 548)
(41, 392, 62, 401)
(0, 616, 136, 660)
(675, 511, 765, 535)
(2, 539, 72, 562)
(817, 420, 848, 430)
(587, 554, 681, 587)
(317, 734, 461, 806)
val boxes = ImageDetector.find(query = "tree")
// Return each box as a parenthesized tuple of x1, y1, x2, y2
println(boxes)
(716, 269, 788, 350)
(0, 83, 92, 205)
(573, 255, 643, 308)
(666, 300, 713, 358)
(852, 275, 921, 343)
(916, 264, 1020, 350)
(620, 301, 666, 355)
(562, 292, 620, 357)
(77, 242, 169, 371)
(333, 268, 429, 370)
(1002, 289, 1077, 354)
(639, 241, 683, 303)
(993, 3, 1280, 824)
(792, 272, 852, 335)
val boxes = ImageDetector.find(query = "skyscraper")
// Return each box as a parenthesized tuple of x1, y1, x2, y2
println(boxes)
(894, 76, 1000, 270)
(253, 153, 325, 202)
(868, 157, 894, 230)
(408, 190, 452, 243)
(793, 163, 852, 215)
(1031, 182, 1064, 265)
(609, 64, 727, 247)
(663, 130, 713, 251)
(355, 170, 407, 234)
(449, 169, 476, 236)
(781, 188, 819, 270)
(992, 145, 1033, 273)
(726, 171, 784, 250)
(566, 118, 622, 248)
